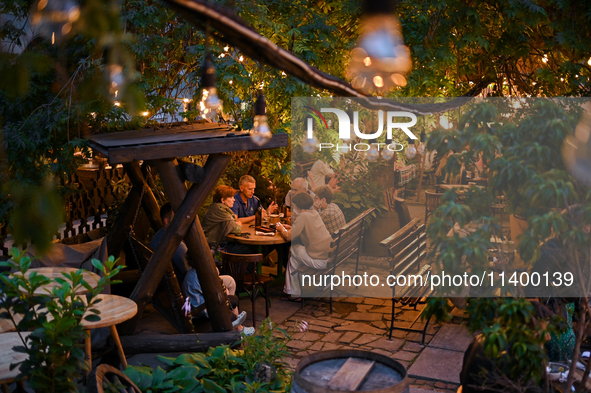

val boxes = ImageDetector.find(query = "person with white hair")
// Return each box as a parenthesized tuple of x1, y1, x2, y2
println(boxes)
(285, 177, 314, 208)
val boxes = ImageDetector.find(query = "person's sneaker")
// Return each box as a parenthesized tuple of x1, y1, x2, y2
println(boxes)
(242, 326, 255, 336)
(232, 311, 247, 328)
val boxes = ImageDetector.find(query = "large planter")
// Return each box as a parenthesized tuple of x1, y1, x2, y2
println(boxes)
(509, 214, 528, 244)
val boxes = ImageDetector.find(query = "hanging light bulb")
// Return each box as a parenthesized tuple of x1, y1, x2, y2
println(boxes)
(366, 139, 380, 162)
(302, 136, 318, 154)
(405, 139, 417, 159)
(417, 131, 426, 155)
(339, 140, 351, 155)
(32, 0, 80, 42)
(381, 138, 396, 160)
(200, 54, 221, 120)
(348, 0, 411, 93)
(250, 91, 272, 146)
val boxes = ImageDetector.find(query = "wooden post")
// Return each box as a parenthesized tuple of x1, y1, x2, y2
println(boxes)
(154, 155, 234, 332)
(123, 161, 194, 334)
(106, 186, 141, 260)
(123, 162, 163, 231)
(416, 152, 427, 202)
(120, 154, 232, 334)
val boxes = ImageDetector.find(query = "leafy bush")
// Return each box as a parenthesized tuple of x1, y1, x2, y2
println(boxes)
(120, 320, 292, 393)
(0, 248, 123, 392)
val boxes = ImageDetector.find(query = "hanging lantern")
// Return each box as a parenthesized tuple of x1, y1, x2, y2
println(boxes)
(250, 91, 272, 146)
(348, 0, 412, 93)
(405, 138, 417, 159)
(366, 138, 380, 162)
(200, 54, 221, 120)
(381, 138, 396, 160)
(32, 0, 80, 43)
(417, 131, 426, 155)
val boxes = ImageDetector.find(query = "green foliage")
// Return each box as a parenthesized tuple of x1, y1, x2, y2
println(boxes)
(331, 159, 389, 222)
(119, 319, 292, 393)
(425, 98, 590, 387)
(0, 249, 124, 393)
(466, 298, 560, 387)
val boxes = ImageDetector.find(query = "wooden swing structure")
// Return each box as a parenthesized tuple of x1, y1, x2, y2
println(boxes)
(87, 121, 287, 337)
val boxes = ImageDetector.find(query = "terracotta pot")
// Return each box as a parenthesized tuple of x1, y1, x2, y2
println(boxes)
(509, 214, 528, 244)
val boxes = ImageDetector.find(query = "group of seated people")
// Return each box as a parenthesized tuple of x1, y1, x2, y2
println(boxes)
(150, 165, 346, 332)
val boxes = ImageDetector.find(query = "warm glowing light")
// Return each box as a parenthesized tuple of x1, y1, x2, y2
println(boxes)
(224, 46, 229, 52)
(373, 75, 384, 88)
(238, 56, 244, 62)
(363, 57, 372, 67)
(113, 101, 121, 107)
(114, 90, 118, 98)
(588, 57, 591, 66)
(142, 111, 149, 116)
(229, 80, 233, 84)
(542, 55, 548, 64)
(440, 115, 452, 129)
(51, 32, 55, 44)
(183, 98, 190, 103)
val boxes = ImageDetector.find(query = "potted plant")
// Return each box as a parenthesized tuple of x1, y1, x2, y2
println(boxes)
(0, 249, 123, 392)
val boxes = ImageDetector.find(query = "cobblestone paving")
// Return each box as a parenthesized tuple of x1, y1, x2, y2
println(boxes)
(276, 297, 471, 393)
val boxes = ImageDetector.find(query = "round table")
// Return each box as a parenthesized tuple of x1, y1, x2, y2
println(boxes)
(227, 226, 291, 277)
(81, 294, 137, 371)
(0, 332, 30, 389)
(18, 267, 101, 296)
(227, 225, 290, 246)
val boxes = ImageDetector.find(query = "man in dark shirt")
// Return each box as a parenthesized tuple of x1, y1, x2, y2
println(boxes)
(231, 175, 277, 224)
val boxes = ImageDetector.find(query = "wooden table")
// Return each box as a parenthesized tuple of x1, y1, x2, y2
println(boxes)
(0, 332, 30, 390)
(440, 184, 484, 192)
(227, 226, 291, 277)
(81, 294, 137, 371)
(18, 267, 100, 296)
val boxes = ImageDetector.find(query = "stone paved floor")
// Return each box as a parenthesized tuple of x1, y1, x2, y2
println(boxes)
(272, 295, 473, 393)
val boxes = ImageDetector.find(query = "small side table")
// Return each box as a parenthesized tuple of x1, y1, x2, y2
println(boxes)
(19, 267, 100, 296)
(81, 294, 137, 371)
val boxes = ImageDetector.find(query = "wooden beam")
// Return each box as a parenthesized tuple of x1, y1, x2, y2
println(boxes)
(122, 162, 163, 232)
(119, 332, 241, 354)
(94, 133, 288, 165)
(154, 155, 234, 332)
(106, 186, 141, 260)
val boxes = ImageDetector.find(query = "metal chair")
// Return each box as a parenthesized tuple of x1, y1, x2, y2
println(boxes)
(425, 191, 444, 224)
(221, 251, 271, 328)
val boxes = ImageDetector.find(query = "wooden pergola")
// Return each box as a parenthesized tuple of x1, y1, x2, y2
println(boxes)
(87, 120, 288, 335)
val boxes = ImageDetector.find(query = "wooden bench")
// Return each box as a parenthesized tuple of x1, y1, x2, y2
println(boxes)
(297, 208, 375, 313)
(380, 218, 433, 343)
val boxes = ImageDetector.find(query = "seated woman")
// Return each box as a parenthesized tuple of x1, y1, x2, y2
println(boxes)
(276, 192, 333, 300)
(202, 185, 243, 252)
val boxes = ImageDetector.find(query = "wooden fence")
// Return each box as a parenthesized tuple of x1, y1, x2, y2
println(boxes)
(0, 165, 128, 256)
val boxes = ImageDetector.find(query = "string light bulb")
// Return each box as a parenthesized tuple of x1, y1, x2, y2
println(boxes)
(417, 131, 426, 155)
(381, 138, 395, 160)
(405, 139, 417, 159)
(200, 54, 221, 120)
(348, 0, 411, 92)
(366, 139, 380, 162)
(250, 91, 272, 146)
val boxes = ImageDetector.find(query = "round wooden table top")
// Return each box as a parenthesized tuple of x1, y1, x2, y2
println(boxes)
(17, 267, 101, 296)
(81, 294, 137, 329)
(227, 225, 291, 246)
(0, 332, 31, 384)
